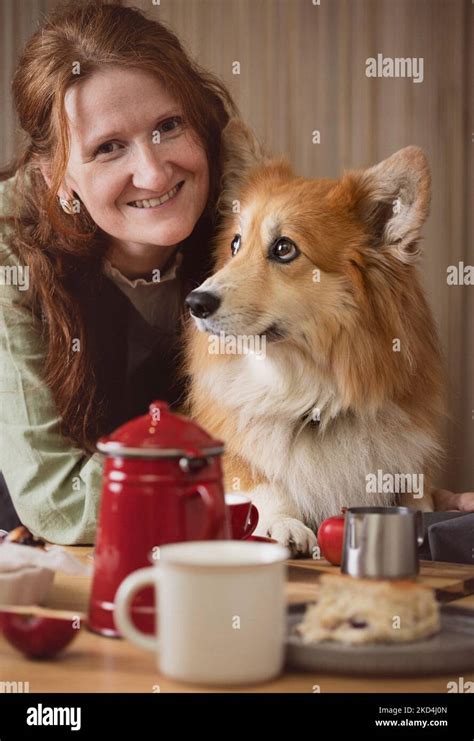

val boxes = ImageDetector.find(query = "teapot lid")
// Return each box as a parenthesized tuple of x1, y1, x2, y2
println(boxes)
(97, 400, 224, 459)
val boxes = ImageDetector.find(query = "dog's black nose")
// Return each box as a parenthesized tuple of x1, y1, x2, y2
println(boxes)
(185, 290, 221, 319)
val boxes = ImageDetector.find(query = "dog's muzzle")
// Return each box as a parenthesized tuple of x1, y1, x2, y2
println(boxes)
(185, 289, 221, 319)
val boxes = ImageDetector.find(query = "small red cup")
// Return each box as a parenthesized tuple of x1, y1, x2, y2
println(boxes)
(225, 493, 259, 540)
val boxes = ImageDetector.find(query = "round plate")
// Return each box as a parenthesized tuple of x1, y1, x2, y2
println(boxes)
(286, 603, 474, 676)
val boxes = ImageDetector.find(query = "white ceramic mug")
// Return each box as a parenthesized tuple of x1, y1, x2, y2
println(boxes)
(114, 540, 290, 686)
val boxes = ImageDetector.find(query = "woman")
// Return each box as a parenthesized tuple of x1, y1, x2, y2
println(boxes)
(0, 1, 239, 543)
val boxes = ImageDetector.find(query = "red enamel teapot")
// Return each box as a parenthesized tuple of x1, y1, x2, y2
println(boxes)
(88, 400, 231, 637)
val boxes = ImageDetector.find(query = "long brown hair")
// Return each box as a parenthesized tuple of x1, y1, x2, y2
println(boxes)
(0, 0, 239, 452)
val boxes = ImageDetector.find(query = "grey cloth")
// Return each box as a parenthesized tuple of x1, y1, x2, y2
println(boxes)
(0, 471, 21, 530)
(418, 512, 474, 564)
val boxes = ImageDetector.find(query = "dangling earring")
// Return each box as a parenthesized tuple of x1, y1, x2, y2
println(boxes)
(59, 196, 75, 215)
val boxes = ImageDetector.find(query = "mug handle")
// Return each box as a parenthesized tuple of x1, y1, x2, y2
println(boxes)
(114, 567, 158, 651)
(182, 484, 221, 539)
(243, 504, 259, 539)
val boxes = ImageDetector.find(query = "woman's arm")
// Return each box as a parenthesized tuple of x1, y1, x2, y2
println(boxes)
(0, 241, 103, 545)
(431, 488, 474, 512)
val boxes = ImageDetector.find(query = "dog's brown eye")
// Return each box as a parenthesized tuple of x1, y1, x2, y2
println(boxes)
(231, 234, 241, 256)
(269, 237, 299, 263)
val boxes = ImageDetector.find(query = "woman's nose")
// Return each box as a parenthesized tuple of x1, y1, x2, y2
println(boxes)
(129, 142, 175, 192)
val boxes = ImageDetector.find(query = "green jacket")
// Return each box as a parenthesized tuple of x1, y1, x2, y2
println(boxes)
(0, 176, 103, 544)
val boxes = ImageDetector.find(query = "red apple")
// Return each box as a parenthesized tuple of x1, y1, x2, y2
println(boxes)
(0, 611, 80, 659)
(317, 512, 346, 565)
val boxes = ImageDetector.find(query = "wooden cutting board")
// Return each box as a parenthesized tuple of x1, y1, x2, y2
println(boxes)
(285, 558, 474, 608)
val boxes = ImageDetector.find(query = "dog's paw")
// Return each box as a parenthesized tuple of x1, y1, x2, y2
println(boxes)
(267, 517, 318, 557)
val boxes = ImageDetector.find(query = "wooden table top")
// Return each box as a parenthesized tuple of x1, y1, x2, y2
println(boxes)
(1, 547, 474, 693)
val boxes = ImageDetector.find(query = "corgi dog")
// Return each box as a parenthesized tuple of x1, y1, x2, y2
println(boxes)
(183, 119, 448, 556)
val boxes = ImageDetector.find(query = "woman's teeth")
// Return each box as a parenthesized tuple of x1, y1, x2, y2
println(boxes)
(129, 182, 182, 208)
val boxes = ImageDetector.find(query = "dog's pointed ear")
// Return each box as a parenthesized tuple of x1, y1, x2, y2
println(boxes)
(345, 147, 431, 262)
(216, 118, 269, 217)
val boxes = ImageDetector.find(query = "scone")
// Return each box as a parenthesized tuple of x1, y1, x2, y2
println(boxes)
(296, 573, 440, 645)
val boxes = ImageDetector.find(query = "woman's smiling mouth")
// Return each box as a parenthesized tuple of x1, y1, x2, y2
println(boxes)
(127, 180, 185, 209)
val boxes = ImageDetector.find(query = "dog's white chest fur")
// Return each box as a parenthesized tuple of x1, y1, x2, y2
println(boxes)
(199, 349, 439, 527)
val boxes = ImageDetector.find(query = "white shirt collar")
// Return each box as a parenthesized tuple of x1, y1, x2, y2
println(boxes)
(102, 248, 183, 288)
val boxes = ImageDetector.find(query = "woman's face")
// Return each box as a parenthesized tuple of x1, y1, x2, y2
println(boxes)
(58, 66, 209, 264)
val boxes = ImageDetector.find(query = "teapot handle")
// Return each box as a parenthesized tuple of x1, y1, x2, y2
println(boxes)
(182, 484, 221, 539)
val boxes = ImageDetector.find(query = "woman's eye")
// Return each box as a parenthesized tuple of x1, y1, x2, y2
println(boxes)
(94, 141, 122, 157)
(158, 115, 183, 135)
(231, 233, 241, 256)
(269, 237, 300, 263)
